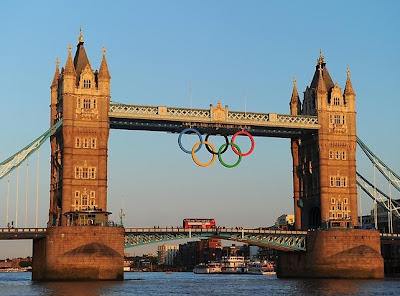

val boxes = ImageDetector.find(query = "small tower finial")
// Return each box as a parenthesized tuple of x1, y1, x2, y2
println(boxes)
(318, 63, 323, 73)
(68, 43, 72, 54)
(293, 76, 297, 86)
(78, 26, 83, 43)
(56, 57, 60, 69)
(102, 46, 107, 57)
(347, 67, 351, 78)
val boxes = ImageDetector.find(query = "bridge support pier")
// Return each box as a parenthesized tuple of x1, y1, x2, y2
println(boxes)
(276, 229, 384, 279)
(32, 226, 124, 281)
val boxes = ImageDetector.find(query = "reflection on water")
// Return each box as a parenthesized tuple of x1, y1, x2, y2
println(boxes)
(0, 272, 398, 296)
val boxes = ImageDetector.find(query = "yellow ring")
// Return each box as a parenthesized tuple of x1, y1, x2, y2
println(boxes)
(191, 141, 216, 167)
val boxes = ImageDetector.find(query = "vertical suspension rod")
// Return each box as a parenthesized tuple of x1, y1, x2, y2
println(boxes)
(35, 148, 40, 228)
(15, 155, 20, 228)
(6, 174, 10, 227)
(25, 161, 29, 228)
(373, 162, 378, 230)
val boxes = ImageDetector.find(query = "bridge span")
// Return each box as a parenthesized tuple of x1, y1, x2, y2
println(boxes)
(3, 227, 400, 252)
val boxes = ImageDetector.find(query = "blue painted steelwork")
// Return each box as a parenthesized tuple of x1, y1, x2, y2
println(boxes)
(0, 120, 62, 181)
(357, 137, 400, 193)
(124, 228, 307, 252)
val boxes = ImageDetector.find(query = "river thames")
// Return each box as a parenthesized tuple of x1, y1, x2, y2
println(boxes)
(1, 272, 400, 295)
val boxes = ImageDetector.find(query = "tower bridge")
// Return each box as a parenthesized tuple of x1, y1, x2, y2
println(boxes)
(1, 31, 395, 280)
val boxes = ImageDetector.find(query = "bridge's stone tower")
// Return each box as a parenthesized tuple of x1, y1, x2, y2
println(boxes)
(49, 30, 111, 227)
(33, 31, 123, 281)
(290, 52, 357, 230)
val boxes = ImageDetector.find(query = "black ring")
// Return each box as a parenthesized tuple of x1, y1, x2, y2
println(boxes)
(205, 134, 229, 155)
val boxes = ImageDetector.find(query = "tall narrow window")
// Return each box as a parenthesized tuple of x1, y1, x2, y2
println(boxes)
(342, 151, 346, 160)
(81, 196, 88, 206)
(330, 177, 335, 187)
(82, 168, 89, 179)
(91, 138, 97, 149)
(90, 168, 96, 179)
(336, 151, 340, 159)
(77, 98, 81, 108)
(329, 151, 334, 159)
(93, 99, 97, 109)
(75, 167, 80, 179)
(75, 138, 81, 148)
(83, 98, 91, 109)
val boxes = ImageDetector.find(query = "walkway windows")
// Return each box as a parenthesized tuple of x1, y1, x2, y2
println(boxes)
(75, 137, 97, 149)
(74, 166, 97, 179)
(328, 150, 347, 161)
(76, 98, 97, 110)
(329, 176, 348, 187)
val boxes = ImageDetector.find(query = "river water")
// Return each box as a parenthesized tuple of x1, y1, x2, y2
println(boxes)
(1, 272, 400, 295)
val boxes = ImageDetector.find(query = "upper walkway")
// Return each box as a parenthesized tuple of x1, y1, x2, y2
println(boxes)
(108, 102, 320, 138)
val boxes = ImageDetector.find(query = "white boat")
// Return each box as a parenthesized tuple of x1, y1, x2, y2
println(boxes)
(193, 262, 221, 274)
(247, 261, 275, 275)
(193, 263, 209, 274)
(221, 256, 246, 274)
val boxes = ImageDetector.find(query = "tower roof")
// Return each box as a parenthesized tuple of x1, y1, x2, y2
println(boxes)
(310, 50, 334, 91)
(98, 46, 111, 79)
(317, 64, 327, 94)
(64, 44, 76, 75)
(51, 57, 60, 87)
(290, 77, 300, 104)
(73, 41, 90, 78)
(344, 67, 355, 95)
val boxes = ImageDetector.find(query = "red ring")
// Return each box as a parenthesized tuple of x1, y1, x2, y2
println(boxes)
(230, 131, 255, 156)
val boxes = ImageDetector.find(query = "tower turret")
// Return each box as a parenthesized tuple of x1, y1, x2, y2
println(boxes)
(290, 77, 301, 115)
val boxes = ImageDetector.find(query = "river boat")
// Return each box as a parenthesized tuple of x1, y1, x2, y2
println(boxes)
(221, 256, 246, 274)
(247, 261, 275, 275)
(193, 262, 221, 274)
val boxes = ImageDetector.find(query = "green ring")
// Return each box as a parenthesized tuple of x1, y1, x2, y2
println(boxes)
(218, 143, 242, 168)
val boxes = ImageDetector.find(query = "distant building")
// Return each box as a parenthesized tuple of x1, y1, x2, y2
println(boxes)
(157, 244, 179, 266)
(275, 214, 294, 230)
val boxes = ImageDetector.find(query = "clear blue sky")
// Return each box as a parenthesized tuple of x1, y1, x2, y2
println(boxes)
(0, 0, 399, 258)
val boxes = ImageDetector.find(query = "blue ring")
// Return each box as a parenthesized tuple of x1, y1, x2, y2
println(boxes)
(178, 128, 203, 154)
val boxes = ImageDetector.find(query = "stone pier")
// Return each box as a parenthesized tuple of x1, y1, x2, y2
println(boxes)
(32, 226, 124, 281)
(277, 229, 384, 279)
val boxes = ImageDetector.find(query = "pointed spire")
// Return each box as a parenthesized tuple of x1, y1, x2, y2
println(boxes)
(317, 49, 325, 66)
(317, 64, 327, 94)
(78, 26, 83, 43)
(344, 67, 355, 95)
(99, 46, 110, 79)
(64, 44, 76, 75)
(291, 77, 299, 103)
(51, 57, 60, 87)
(290, 77, 301, 115)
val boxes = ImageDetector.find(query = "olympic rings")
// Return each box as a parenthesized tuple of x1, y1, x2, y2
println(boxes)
(205, 133, 229, 155)
(218, 143, 242, 168)
(178, 128, 203, 154)
(178, 128, 255, 168)
(231, 131, 255, 156)
(191, 141, 216, 167)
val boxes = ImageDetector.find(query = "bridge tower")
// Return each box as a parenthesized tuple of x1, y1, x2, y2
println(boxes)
(290, 52, 358, 230)
(33, 30, 123, 281)
(49, 29, 111, 227)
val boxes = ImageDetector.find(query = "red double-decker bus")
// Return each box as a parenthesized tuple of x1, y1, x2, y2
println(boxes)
(183, 218, 216, 228)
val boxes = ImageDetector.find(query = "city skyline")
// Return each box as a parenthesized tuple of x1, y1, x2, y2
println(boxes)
(0, 0, 399, 258)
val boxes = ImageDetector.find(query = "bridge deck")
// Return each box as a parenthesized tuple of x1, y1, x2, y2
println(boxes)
(109, 103, 320, 138)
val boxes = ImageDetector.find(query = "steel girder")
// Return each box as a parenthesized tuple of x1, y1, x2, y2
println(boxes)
(0, 120, 62, 181)
(124, 228, 307, 252)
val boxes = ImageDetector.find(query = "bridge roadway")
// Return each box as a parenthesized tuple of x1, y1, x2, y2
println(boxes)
(1, 228, 399, 251)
